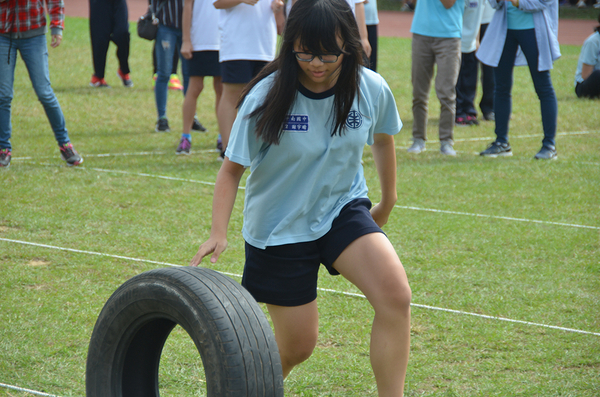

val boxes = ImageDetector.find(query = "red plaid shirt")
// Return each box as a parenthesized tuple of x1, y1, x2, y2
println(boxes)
(0, 0, 64, 35)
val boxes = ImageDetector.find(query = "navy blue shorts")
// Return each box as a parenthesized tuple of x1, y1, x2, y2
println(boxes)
(241, 198, 385, 307)
(221, 60, 268, 84)
(184, 51, 221, 77)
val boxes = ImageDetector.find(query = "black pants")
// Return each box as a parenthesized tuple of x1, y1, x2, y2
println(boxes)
(456, 51, 478, 117)
(89, 0, 130, 79)
(479, 23, 495, 116)
(575, 70, 600, 99)
(367, 24, 378, 72)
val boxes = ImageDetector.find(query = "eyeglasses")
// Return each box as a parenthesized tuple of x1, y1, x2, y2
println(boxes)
(292, 51, 342, 63)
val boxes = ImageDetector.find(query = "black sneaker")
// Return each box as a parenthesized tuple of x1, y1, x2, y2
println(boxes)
(534, 145, 557, 160)
(59, 143, 83, 166)
(192, 117, 207, 132)
(156, 118, 170, 132)
(483, 112, 495, 121)
(480, 141, 512, 157)
(0, 148, 11, 167)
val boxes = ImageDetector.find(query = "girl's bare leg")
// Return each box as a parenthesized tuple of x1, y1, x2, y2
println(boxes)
(333, 232, 411, 397)
(266, 300, 319, 379)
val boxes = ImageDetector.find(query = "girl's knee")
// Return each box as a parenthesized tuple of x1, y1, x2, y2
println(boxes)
(280, 338, 316, 366)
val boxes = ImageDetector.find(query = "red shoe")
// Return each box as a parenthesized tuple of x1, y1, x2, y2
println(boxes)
(117, 69, 134, 87)
(90, 75, 110, 88)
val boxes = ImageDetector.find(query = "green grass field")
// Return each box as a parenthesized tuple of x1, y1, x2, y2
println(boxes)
(0, 17, 599, 396)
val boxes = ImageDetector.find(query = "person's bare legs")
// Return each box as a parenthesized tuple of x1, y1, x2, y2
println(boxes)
(266, 300, 319, 379)
(212, 76, 223, 121)
(182, 76, 204, 134)
(333, 232, 411, 397)
(217, 82, 245, 152)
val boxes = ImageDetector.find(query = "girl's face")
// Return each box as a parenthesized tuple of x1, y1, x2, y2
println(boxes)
(293, 36, 345, 93)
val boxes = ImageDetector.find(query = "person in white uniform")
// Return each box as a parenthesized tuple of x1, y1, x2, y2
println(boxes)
(177, 0, 223, 154)
(190, 0, 412, 394)
(213, 0, 284, 159)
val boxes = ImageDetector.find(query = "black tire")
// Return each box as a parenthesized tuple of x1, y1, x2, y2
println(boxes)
(86, 266, 284, 397)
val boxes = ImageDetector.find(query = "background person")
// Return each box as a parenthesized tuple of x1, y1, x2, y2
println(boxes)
(455, 0, 485, 126)
(479, 0, 496, 121)
(177, 0, 223, 154)
(213, 0, 284, 159)
(574, 13, 600, 98)
(89, 0, 132, 88)
(477, 0, 560, 160)
(0, 0, 83, 167)
(407, 0, 465, 156)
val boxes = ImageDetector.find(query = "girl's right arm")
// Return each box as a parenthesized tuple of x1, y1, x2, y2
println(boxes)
(190, 159, 246, 266)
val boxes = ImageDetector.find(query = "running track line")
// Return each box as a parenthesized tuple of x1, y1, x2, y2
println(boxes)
(0, 382, 59, 397)
(10, 129, 600, 161)
(72, 166, 598, 230)
(1, 237, 599, 337)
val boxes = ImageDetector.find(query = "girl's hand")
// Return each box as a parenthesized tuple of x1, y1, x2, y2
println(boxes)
(506, 0, 519, 6)
(271, 0, 284, 12)
(190, 236, 228, 266)
(181, 41, 193, 60)
(370, 202, 392, 228)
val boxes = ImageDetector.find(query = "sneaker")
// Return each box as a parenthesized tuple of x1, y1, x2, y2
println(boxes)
(480, 141, 512, 157)
(216, 135, 223, 152)
(0, 148, 11, 167)
(90, 75, 110, 88)
(595, 1, 600, 8)
(440, 141, 456, 156)
(156, 118, 170, 133)
(483, 112, 495, 121)
(176, 137, 191, 155)
(59, 143, 83, 166)
(466, 115, 479, 126)
(455, 116, 468, 126)
(534, 145, 557, 160)
(576, 0, 586, 7)
(217, 151, 225, 162)
(407, 138, 426, 154)
(168, 74, 183, 90)
(117, 69, 133, 87)
(192, 117, 207, 132)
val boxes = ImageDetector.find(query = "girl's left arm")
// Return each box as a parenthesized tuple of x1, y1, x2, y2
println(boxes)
(370, 133, 398, 227)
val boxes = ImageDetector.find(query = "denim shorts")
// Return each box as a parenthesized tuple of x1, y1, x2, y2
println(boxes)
(241, 198, 384, 307)
(220, 60, 268, 84)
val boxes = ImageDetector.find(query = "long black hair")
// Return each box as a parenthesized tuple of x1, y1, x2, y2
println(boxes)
(238, 0, 365, 145)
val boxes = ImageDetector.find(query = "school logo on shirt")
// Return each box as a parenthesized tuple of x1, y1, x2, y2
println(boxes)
(345, 110, 363, 129)
(283, 115, 309, 132)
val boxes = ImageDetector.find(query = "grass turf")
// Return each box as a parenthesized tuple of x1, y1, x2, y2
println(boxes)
(0, 16, 599, 397)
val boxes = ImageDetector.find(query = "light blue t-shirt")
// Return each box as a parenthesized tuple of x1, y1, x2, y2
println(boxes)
(575, 31, 600, 85)
(225, 67, 402, 249)
(364, 0, 379, 26)
(506, 2, 534, 30)
(410, 0, 465, 38)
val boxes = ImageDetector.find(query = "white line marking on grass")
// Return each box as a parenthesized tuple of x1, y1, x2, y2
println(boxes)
(74, 166, 596, 230)
(76, 167, 248, 190)
(394, 205, 600, 230)
(2, 237, 599, 337)
(397, 130, 600, 146)
(0, 382, 61, 396)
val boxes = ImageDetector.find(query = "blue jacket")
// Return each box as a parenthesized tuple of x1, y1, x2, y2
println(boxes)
(476, 0, 560, 71)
